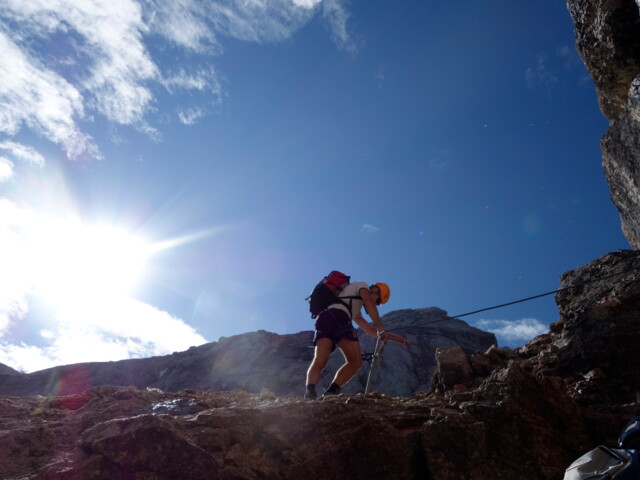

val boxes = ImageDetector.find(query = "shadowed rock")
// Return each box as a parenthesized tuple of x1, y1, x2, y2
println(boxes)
(567, 0, 640, 247)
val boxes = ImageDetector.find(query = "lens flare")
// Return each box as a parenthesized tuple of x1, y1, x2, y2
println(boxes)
(30, 219, 150, 305)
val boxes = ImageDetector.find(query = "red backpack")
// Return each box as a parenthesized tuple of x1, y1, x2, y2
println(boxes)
(306, 270, 354, 318)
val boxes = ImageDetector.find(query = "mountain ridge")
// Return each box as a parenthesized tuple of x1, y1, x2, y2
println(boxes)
(0, 307, 497, 398)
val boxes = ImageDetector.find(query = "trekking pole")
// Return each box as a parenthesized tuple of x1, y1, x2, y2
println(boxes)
(364, 335, 384, 394)
(375, 354, 389, 393)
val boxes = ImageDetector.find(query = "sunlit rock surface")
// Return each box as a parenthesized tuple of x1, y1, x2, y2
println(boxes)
(1, 250, 640, 479)
(0, 308, 496, 398)
(567, 0, 640, 247)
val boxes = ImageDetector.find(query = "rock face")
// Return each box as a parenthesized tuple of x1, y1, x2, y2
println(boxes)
(567, 0, 640, 247)
(0, 308, 496, 398)
(567, 0, 640, 120)
(425, 250, 640, 478)
(552, 249, 640, 393)
(601, 100, 640, 248)
(1, 250, 640, 479)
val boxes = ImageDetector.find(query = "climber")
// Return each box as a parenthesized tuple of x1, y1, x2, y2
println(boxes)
(304, 281, 410, 399)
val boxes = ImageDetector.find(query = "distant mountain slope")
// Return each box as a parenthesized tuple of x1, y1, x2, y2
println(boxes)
(0, 362, 19, 376)
(0, 307, 496, 397)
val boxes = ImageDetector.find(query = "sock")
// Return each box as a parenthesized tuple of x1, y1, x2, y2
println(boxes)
(306, 384, 316, 394)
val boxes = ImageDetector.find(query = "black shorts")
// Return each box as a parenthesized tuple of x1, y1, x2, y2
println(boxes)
(313, 309, 358, 351)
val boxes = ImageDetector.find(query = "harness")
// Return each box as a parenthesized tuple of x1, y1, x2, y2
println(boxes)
(326, 295, 361, 320)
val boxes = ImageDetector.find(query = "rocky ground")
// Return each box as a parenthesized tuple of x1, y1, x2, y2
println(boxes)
(1, 250, 640, 479)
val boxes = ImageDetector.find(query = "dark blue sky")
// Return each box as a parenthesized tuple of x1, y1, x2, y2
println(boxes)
(0, 0, 630, 371)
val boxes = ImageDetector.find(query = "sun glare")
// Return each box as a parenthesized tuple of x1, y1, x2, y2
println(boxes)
(31, 219, 150, 304)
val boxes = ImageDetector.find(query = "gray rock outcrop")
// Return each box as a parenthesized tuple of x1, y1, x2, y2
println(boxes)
(0, 308, 496, 398)
(567, 0, 640, 248)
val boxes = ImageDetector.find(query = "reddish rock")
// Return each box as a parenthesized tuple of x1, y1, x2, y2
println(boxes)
(432, 346, 474, 393)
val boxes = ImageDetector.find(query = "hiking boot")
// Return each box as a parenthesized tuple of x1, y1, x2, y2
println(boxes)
(322, 383, 341, 397)
(304, 390, 317, 400)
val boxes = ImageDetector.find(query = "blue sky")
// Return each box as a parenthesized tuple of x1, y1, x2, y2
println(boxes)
(0, 0, 630, 372)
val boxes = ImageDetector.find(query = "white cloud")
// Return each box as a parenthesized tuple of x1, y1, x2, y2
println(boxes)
(0, 141, 45, 166)
(361, 223, 380, 233)
(0, 158, 14, 183)
(0, 298, 207, 375)
(36, 0, 159, 126)
(0, 298, 207, 373)
(206, 0, 319, 44)
(0, 297, 27, 338)
(291, 0, 323, 7)
(143, 0, 218, 52)
(49, 298, 205, 362)
(162, 68, 221, 94)
(0, 199, 36, 336)
(476, 317, 548, 343)
(0, 0, 355, 159)
(163, 67, 222, 122)
(178, 107, 207, 125)
(0, 29, 96, 161)
(0, 343, 50, 373)
(40, 329, 54, 339)
(322, 0, 359, 53)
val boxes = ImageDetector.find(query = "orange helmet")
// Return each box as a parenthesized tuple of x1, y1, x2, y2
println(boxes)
(374, 282, 390, 305)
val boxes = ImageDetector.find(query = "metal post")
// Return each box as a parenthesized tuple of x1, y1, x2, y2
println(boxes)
(364, 335, 384, 394)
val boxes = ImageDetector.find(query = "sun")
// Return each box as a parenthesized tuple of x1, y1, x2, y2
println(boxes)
(30, 219, 150, 304)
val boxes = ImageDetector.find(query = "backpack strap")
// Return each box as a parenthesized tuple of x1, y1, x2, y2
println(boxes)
(337, 295, 361, 319)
